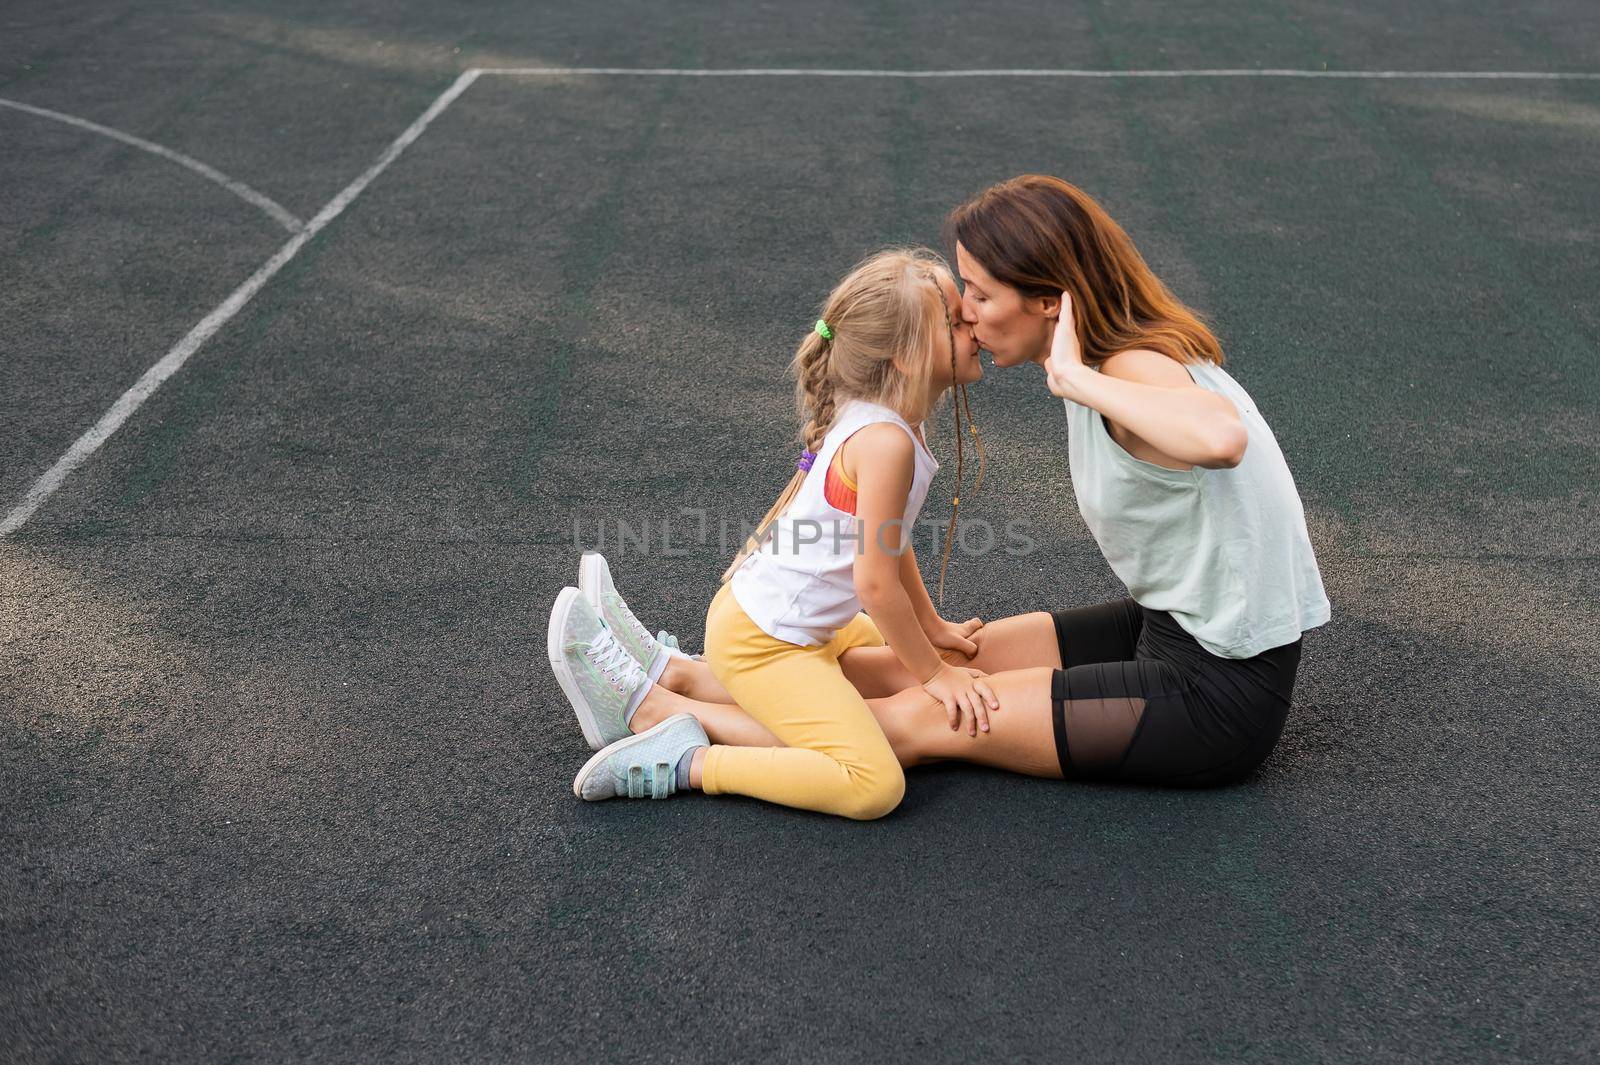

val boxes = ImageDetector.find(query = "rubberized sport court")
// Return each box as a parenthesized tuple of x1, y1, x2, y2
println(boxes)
(3, 3, 1596, 1061)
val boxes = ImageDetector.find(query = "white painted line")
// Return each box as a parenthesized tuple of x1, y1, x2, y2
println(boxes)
(5, 60, 1593, 538)
(0, 96, 304, 233)
(477, 66, 1600, 80)
(0, 69, 482, 538)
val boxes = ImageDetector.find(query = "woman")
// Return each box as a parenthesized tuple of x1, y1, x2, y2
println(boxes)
(565, 174, 1329, 792)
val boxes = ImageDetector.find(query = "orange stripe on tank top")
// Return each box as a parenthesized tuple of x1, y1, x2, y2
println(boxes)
(824, 450, 858, 514)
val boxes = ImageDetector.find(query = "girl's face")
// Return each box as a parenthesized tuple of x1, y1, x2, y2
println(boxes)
(929, 273, 983, 389)
(955, 241, 1053, 368)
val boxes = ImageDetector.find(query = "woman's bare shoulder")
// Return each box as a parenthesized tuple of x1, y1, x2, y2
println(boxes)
(1097, 348, 1198, 389)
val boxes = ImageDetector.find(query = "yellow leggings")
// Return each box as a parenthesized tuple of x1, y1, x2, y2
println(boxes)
(700, 583, 905, 820)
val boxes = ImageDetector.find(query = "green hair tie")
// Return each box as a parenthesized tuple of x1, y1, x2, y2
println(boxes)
(814, 318, 834, 341)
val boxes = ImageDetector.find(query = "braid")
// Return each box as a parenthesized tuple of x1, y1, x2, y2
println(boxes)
(722, 327, 837, 585)
(796, 329, 837, 451)
(961, 381, 986, 494)
(927, 277, 985, 608)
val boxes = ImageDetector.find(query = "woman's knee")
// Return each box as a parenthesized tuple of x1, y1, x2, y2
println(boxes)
(872, 687, 947, 761)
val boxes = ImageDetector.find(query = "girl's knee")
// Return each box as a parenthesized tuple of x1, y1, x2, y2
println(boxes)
(840, 762, 906, 820)
(835, 737, 906, 819)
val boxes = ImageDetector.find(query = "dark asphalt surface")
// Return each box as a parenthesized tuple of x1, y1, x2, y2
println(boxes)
(3, 3, 1597, 1062)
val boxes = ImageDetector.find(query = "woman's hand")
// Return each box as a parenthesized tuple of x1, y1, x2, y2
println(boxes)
(925, 615, 983, 660)
(922, 663, 1001, 736)
(1044, 290, 1089, 401)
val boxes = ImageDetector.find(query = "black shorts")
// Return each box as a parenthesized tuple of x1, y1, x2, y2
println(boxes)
(1048, 598, 1303, 787)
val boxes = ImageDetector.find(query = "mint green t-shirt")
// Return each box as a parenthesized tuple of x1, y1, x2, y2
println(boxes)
(1063, 358, 1330, 659)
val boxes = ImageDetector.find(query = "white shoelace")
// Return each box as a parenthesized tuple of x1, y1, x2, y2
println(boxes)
(606, 591, 658, 653)
(585, 628, 645, 695)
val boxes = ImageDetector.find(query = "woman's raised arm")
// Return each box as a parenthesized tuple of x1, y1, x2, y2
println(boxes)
(1043, 292, 1247, 469)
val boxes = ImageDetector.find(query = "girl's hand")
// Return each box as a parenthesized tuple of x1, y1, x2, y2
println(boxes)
(926, 615, 983, 660)
(922, 663, 1001, 736)
(1044, 290, 1088, 400)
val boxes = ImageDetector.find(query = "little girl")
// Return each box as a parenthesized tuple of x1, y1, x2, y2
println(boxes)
(548, 247, 994, 819)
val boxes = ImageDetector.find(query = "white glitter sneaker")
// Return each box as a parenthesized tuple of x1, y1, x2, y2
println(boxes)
(547, 586, 652, 750)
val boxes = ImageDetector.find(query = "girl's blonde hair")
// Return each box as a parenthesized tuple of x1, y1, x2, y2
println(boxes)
(721, 247, 985, 600)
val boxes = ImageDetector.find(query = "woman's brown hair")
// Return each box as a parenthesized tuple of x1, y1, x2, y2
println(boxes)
(945, 174, 1223, 367)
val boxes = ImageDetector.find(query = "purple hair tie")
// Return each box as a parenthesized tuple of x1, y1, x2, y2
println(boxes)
(797, 449, 817, 472)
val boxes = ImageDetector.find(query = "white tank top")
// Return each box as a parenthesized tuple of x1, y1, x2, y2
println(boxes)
(1064, 357, 1330, 659)
(730, 398, 941, 646)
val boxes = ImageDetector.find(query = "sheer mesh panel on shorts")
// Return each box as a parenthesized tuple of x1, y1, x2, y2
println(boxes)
(1051, 662, 1159, 778)
(1061, 695, 1148, 772)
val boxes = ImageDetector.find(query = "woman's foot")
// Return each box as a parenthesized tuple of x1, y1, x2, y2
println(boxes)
(547, 587, 653, 750)
(573, 713, 709, 801)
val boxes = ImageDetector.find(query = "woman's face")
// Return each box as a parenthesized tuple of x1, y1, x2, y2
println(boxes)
(928, 273, 983, 389)
(956, 241, 1053, 368)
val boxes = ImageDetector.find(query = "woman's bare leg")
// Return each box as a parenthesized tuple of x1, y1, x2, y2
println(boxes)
(868, 668, 1063, 778)
(840, 611, 1063, 698)
(636, 612, 1065, 780)
(631, 664, 1062, 783)
(655, 610, 1060, 706)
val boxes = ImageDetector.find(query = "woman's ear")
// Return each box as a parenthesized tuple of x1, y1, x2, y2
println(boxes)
(1028, 292, 1062, 320)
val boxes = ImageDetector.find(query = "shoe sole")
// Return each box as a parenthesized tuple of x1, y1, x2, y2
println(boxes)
(546, 586, 609, 752)
(572, 712, 696, 800)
